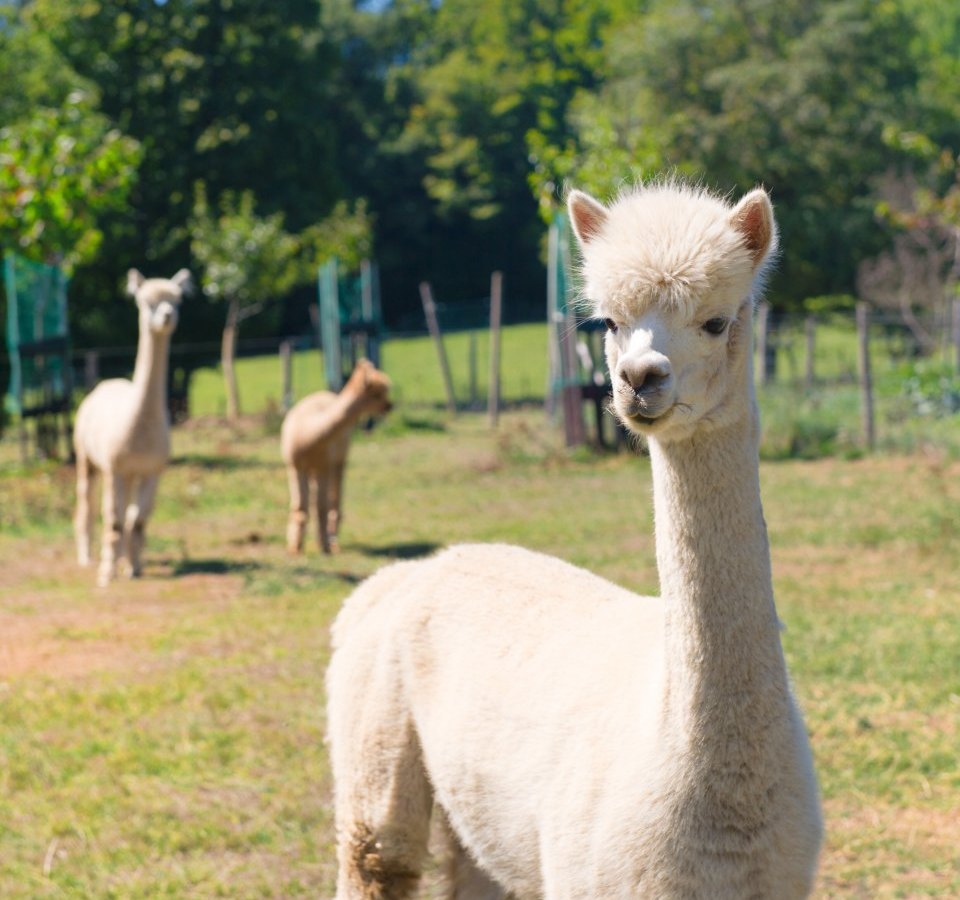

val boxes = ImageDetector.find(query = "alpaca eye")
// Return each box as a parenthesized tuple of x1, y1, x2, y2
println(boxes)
(603, 318, 619, 334)
(703, 317, 729, 336)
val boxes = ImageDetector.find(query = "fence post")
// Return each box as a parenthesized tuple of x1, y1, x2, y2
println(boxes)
(488, 270, 503, 428)
(953, 297, 960, 375)
(468, 332, 478, 407)
(804, 315, 816, 390)
(84, 350, 99, 390)
(856, 302, 875, 451)
(280, 340, 293, 411)
(419, 282, 458, 415)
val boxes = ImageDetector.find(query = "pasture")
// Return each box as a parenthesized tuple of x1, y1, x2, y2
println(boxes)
(1, 329, 959, 896)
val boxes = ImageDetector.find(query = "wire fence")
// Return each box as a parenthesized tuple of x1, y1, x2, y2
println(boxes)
(2, 304, 959, 461)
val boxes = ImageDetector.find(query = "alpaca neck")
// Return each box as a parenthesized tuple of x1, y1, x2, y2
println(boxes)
(649, 401, 790, 749)
(131, 326, 170, 422)
(334, 371, 371, 426)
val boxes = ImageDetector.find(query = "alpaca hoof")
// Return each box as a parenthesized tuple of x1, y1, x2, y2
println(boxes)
(78, 554, 91, 568)
(96, 571, 113, 588)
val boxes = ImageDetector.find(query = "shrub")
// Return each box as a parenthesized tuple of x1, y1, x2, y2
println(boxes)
(900, 361, 960, 417)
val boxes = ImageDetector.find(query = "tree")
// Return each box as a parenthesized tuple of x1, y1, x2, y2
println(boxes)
(549, 0, 936, 308)
(0, 90, 141, 271)
(189, 185, 301, 419)
(0, 4, 90, 125)
(189, 185, 372, 419)
(861, 154, 960, 355)
(382, 0, 624, 314)
(31, 0, 345, 345)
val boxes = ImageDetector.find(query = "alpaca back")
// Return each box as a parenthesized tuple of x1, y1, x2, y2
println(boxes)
(281, 391, 340, 466)
(327, 544, 670, 896)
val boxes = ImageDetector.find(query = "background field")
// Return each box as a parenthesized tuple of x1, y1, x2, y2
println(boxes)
(186, 317, 960, 459)
(1, 399, 959, 897)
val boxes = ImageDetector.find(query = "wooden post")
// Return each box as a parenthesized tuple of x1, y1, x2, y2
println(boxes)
(756, 302, 770, 387)
(280, 340, 293, 411)
(804, 315, 816, 390)
(419, 282, 457, 415)
(360, 259, 374, 322)
(488, 270, 503, 428)
(84, 350, 99, 390)
(953, 297, 960, 375)
(468, 332, 478, 408)
(856, 302, 875, 451)
(558, 314, 586, 447)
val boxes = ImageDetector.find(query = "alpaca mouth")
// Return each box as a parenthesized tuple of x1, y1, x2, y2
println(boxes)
(616, 401, 675, 430)
(627, 408, 672, 428)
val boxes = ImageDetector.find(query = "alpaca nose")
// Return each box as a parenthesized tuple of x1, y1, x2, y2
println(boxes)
(619, 356, 672, 398)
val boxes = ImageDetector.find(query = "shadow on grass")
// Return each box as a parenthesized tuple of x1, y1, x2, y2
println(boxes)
(352, 541, 441, 560)
(171, 453, 274, 471)
(170, 558, 264, 577)
(288, 564, 366, 586)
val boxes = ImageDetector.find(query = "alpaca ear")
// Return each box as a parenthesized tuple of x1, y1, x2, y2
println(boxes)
(730, 189, 777, 267)
(127, 269, 145, 297)
(568, 190, 609, 247)
(171, 268, 194, 297)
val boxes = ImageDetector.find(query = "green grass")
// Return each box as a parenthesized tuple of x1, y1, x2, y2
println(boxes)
(1, 412, 960, 896)
(188, 323, 549, 417)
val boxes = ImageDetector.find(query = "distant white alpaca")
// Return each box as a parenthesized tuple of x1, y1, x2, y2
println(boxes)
(326, 182, 823, 898)
(281, 358, 392, 555)
(74, 268, 191, 586)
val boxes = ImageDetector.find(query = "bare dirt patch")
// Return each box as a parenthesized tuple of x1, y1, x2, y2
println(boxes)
(0, 536, 247, 681)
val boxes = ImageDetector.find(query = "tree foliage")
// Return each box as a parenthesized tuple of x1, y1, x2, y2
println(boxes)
(545, 0, 936, 308)
(0, 90, 141, 271)
(2, 0, 959, 350)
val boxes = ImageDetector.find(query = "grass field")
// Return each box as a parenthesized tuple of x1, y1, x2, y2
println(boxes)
(1, 406, 959, 897)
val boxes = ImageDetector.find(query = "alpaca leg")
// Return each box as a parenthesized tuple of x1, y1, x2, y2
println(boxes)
(286, 466, 308, 554)
(440, 814, 508, 900)
(331, 725, 433, 899)
(326, 460, 346, 553)
(315, 471, 333, 554)
(328, 638, 433, 897)
(75, 452, 97, 567)
(98, 472, 128, 587)
(126, 475, 159, 577)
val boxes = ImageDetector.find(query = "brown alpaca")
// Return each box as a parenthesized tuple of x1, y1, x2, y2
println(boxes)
(280, 359, 392, 554)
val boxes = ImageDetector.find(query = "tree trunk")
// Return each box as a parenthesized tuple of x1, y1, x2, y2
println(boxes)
(222, 298, 241, 420)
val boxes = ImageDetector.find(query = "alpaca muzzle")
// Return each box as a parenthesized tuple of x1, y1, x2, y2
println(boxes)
(616, 352, 675, 422)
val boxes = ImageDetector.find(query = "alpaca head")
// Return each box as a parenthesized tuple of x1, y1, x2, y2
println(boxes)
(568, 181, 776, 443)
(127, 268, 193, 338)
(352, 358, 393, 417)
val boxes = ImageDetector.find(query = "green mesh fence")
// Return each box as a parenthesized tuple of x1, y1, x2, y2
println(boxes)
(4, 251, 71, 415)
(317, 257, 382, 390)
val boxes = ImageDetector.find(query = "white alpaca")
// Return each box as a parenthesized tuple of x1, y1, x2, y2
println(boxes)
(281, 358, 393, 555)
(326, 182, 823, 898)
(74, 268, 191, 586)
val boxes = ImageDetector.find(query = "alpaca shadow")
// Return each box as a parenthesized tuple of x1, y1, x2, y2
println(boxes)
(288, 564, 366, 586)
(353, 541, 441, 561)
(170, 558, 264, 577)
(171, 453, 273, 471)
(394, 415, 447, 433)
